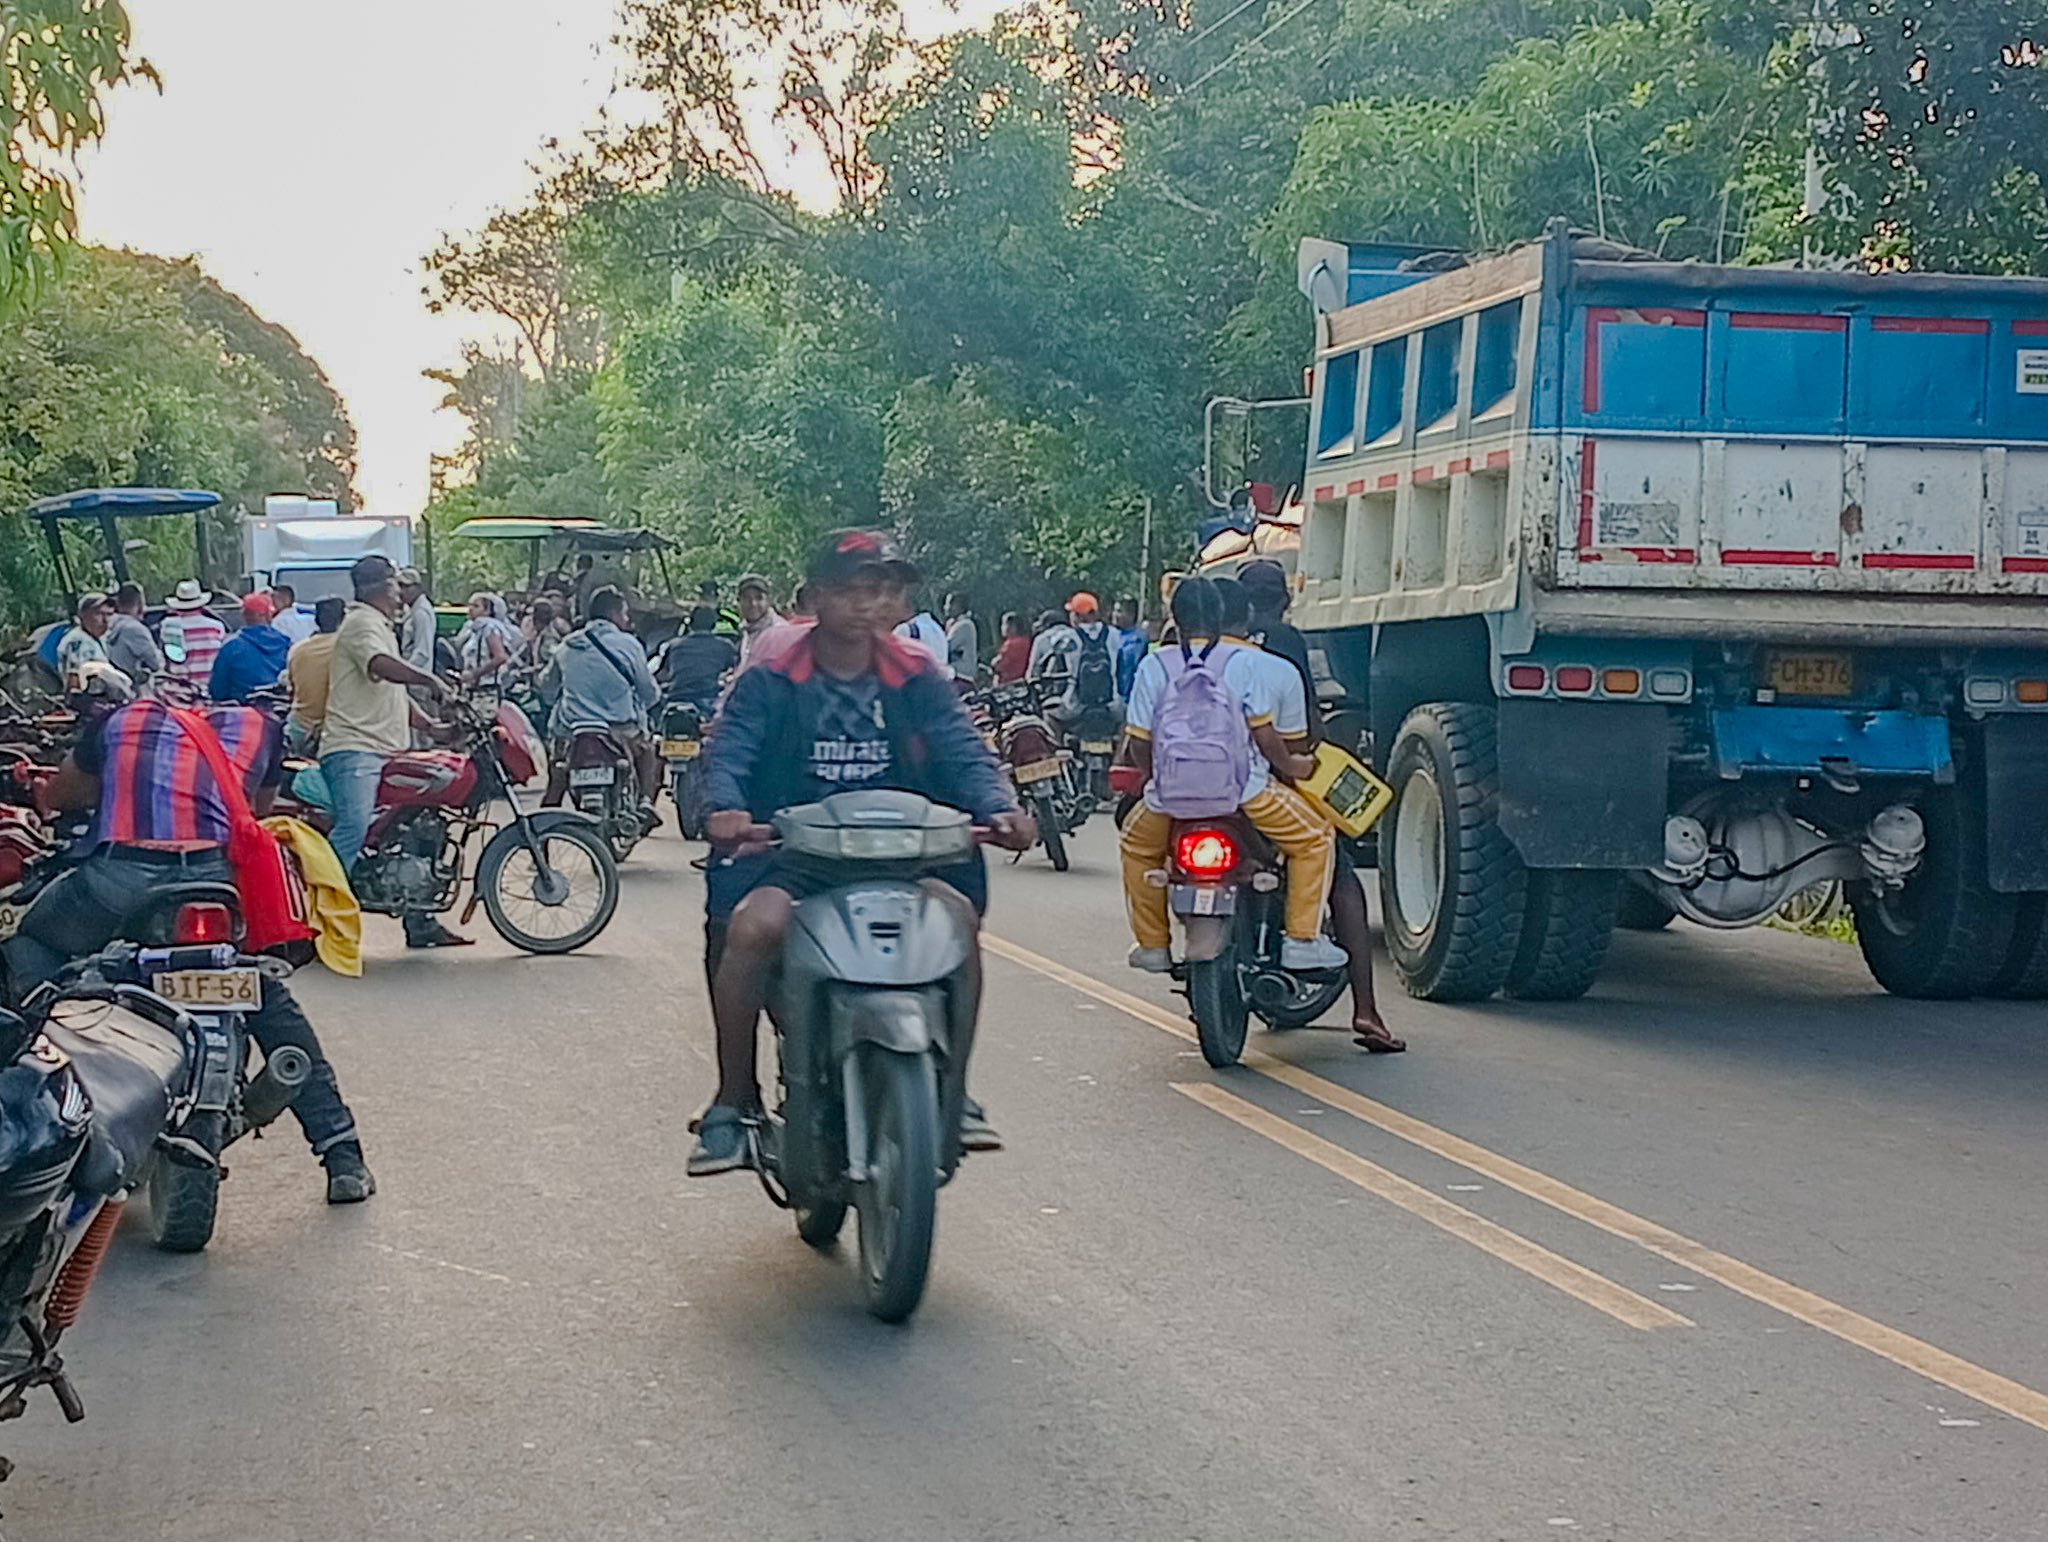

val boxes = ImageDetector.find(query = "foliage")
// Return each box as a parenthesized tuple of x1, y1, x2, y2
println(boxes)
(0, 247, 361, 625)
(0, 0, 153, 316)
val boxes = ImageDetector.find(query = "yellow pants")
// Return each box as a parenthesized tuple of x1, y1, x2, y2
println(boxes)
(1120, 786, 1336, 950)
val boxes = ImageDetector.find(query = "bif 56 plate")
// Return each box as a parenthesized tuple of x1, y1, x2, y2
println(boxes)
(153, 968, 261, 1011)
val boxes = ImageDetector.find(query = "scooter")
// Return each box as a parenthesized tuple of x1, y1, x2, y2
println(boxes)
(1164, 815, 1348, 1068)
(749, 790, 985, 1323)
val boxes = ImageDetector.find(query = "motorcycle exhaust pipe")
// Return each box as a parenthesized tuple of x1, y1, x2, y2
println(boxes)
(243, 1044, 312, 1130)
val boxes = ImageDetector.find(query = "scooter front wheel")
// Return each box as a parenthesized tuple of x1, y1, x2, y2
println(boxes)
(477, 821, 620, 954)
(854, 1045, 939, 1323)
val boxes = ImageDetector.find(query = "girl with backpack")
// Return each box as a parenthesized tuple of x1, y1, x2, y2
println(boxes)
(1114, 577, 1347, 976)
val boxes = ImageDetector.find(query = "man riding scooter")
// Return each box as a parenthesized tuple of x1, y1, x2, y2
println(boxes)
(689, 530, 1035, 1176)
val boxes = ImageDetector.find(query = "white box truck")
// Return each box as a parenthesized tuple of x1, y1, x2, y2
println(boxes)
(243, 495, 413, 604)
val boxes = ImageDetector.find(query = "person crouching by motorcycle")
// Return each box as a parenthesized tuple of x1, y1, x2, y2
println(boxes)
(537, 586, 662, 826)
(1, 698, 375, 1202)
(1117, 576, 1348, 976)
(1226, 568, 1403, 1053)
(689, 529, 1036, 1176)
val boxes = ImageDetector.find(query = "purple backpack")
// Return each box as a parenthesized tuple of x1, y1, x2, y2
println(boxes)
(1151, 645, 1252, 817)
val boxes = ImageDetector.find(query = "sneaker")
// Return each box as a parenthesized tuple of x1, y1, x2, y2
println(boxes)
(1127, 945, 1173, 974)
(404, 919, 474, 949)
(959, 1097, 1003, 1153)
(324, 1144, 376, 1205)
(1280, 935, 1350, 973)
(686, 1105, 758, 1177)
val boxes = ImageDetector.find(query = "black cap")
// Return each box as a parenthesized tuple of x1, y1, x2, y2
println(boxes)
(806, 528, 918, 586)
(1237, 559, 1291, 604)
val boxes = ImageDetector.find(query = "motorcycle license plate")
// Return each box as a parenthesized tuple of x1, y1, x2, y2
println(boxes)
(152, 967, 261, 1011)
(662, 739, 700, 759)
(1081, 739, 1115, 754)
(1170, 884, 1235, 918)
(570, 765, 616, 787)
(1765, 650, 1854, 698)
(0, 901, 26, 942)
(1014, 758, 1064, 785)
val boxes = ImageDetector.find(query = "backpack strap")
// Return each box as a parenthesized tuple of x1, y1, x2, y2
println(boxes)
(167, 706, 259, 835)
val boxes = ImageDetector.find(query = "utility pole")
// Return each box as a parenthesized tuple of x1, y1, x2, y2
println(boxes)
(1140, 495, 1155, 622)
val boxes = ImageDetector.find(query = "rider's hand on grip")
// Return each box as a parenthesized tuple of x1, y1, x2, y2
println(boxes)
(984, 809, 1038, 852)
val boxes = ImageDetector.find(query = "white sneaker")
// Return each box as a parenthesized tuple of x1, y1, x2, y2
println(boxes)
(1280, 936, 1349, 972)
(1127, 945, 1173, 974)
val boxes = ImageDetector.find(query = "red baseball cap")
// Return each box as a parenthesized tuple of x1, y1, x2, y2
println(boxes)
(1067, 592, 1100, 616)
(241, 592, 276, 622)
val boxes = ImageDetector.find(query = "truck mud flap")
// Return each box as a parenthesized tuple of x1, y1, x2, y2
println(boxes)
(1982, 716, 2048, 894)
(1497, 700, 1668, 870)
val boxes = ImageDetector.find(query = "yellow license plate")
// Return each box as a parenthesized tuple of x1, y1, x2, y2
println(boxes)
(0, 902, 26, 942)
(1014, 758, 1064, 785)
(1766, 651, 1854, 698)
(152, 968, 261, 1010)
(1080, 739, 1115, 753)
(663, 739, 700, 759)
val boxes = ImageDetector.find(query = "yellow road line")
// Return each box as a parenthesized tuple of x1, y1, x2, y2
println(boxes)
(1172, 1083, 1692, 1332)
(987, 932, 2048, 1434)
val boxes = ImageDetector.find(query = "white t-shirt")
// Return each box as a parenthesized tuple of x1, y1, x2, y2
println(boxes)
(273, 606, 317, 647)
(1125, 641, 1276, 810)
(894, 613, 947, 665)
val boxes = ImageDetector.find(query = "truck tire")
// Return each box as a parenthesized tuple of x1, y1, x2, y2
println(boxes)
(1615, 886, 1677, 931)
(1989, 895, 2048, 1000)
(1505, 870, 1619, 1001)
(1380, 703, 1526, 1002)
(1851, 774, 2018, 999)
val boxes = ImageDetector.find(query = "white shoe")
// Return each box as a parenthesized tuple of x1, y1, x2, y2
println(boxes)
(1127, 945, 1173, 974)
(1280, 936, 1349, 972)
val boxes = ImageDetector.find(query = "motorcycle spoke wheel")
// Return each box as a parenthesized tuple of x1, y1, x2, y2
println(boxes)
(479, 827, 620, 953)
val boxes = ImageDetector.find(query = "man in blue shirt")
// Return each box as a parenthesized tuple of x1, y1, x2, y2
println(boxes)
(690, 530, 1035, 1175)
(1111, 595, 1148, 701)
(538, 585, 661, 821)
(209, 593, 292, 703)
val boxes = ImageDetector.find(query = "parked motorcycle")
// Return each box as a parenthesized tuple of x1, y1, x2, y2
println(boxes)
(565, 727, 648, 863)
(334, 699, 621, 954)
(1165, 816, 1348, 1067)
(659, 698, 710, 840)
(0, 932, 204, 1449)
(750, 791, 985, 1323)
(972, 680, 1086, 872)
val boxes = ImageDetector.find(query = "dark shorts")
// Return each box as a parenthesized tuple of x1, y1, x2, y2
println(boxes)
(704, 848, 990, 922)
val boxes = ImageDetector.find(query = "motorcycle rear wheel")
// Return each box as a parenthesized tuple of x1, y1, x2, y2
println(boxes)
(149, 1110, 224, 1254)
(477, 822, 620, 954)
(854, 1045, 939, 1324)
(672, 768, 707, 841)
(1035, 795, 1069, 872)
(1187, 956, 1250, 1067)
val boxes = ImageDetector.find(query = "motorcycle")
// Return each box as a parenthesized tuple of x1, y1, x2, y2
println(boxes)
(0, 928, 208, 1450)
(1165, 816, 1348, 1067)
(1063, 702, 1122, 809)
(565, 727, 649, 863)
(749, 790, 986, 1323)
(972, 680, 1086, 872)
(328, 698, 621, 955)
(659, 698, 710, 840)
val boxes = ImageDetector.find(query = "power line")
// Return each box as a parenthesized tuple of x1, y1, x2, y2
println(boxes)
(1185, 0, 1267, 51)
(1182, 0, 1335, 95)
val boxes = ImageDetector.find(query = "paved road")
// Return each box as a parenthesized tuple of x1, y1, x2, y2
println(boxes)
(8, 821, 2048, 1540)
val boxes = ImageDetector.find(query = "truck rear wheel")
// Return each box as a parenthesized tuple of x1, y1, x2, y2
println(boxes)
(1851, 775, 2018, 999)
(1989, 895, 2048, 1000)
(1505, 870, 1618, 1001)
(1380, 703, 1526, 1002)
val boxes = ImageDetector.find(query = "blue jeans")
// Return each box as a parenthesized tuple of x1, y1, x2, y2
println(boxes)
(320, 750, 386, 875)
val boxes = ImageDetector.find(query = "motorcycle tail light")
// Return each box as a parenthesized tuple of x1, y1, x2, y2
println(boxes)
(173, 902, 235, 945)
(1175, 828, 1240, 881)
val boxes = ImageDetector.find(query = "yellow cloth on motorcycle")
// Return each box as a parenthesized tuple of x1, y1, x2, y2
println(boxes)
(262, 815, 363, 978)
(1293, 742, 1395, 840)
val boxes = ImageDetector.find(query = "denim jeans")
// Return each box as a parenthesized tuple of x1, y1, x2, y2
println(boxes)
(2, 848, 361, 1158)
(319, 749, 386, 875)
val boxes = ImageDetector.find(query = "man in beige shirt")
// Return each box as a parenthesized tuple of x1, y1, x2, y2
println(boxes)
(284, 597, 347, 754)
(319, 556, 465, 947)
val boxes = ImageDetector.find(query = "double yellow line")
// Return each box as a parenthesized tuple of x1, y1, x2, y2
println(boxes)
(986, 932, 2048, 1434)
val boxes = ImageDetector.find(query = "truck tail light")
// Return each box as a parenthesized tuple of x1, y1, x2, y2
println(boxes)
(1554, 666, 1594, 694)
(1601, 668, 1641, 696)
(2019, 680, 2048, 705)
(1505, 664, 1546, 693)
(1648, 669, 1691, 699)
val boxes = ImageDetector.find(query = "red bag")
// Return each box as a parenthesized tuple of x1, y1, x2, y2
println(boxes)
(170, 708, 317, 960)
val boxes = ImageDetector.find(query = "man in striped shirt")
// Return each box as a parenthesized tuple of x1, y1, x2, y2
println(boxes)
(2, 699, 376, 1204)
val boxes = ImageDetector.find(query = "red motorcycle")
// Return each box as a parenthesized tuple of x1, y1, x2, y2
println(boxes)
(306, 700, 621, 954)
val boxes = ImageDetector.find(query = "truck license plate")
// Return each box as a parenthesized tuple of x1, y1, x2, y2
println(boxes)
(152, 968, 261, 1011)
(1766, 651, 1854, 698)
(662, 738, 700, 759)
(569, 766, 616, 787)
(1014, 758, 1063, 785)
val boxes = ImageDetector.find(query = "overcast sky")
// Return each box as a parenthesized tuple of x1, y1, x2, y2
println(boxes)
(78, 0, 626, 516)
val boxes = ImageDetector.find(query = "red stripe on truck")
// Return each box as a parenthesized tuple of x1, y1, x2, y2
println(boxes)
(1722, 549, 1841, 567)
(1872, 317, 1990, 335)
(1577, 439, 1598, 552)
(1862, 552, 1977, 570)
(1730, 313, 1848, 332)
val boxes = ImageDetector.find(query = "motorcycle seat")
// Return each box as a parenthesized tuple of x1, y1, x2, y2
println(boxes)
(38, 998, 189, 1194)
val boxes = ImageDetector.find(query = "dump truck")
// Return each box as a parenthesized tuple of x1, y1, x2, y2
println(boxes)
(1281, 221, 2048, 1003)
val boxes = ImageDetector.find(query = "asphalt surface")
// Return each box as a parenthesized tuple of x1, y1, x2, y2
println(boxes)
(7, 820, 2048, 1540)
